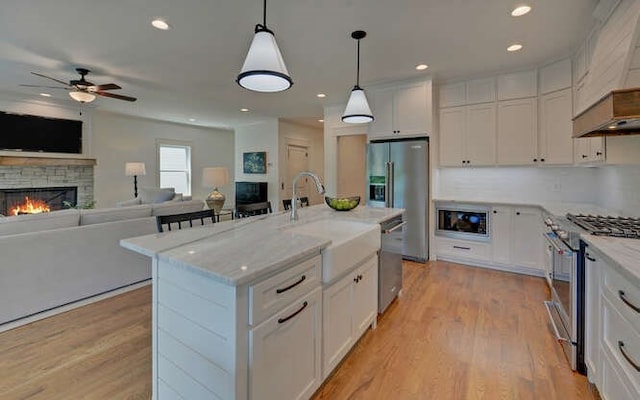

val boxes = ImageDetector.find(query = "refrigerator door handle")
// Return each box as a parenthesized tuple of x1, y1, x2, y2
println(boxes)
(386, 161, 394, 208)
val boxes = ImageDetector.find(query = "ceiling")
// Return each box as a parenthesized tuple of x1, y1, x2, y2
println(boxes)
(0, 0, 598, 130)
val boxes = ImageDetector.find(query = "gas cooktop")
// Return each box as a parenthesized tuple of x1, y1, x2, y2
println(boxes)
(566, 214, 640, 239)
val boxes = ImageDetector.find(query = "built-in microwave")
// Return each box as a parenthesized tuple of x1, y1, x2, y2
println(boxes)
(435, 204, 490, 242)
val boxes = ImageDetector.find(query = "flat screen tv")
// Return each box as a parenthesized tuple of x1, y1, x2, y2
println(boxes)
(0, 111, 83, 154)
(235, 181, 268, 205)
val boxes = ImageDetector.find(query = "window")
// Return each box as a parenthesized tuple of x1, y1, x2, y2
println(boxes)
(158, 142, 191, 195)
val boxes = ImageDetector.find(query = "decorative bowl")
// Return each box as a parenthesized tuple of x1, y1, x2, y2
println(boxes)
(325, 196, 360, 211)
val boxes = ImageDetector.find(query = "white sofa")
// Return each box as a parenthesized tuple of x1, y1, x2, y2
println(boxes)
(0, 199, 205, 328)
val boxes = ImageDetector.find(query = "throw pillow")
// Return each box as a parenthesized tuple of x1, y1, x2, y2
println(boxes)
(139, 187, 176, 204)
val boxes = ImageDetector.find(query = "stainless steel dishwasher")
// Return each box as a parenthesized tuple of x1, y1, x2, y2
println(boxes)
(379, 215, 406, 313)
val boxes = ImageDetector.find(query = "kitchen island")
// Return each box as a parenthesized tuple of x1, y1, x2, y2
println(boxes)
(121, 204, 403, 400)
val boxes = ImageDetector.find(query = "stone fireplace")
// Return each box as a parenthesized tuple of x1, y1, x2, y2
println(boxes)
(0, 156, 95, 216)
(0, 186, 78, 215)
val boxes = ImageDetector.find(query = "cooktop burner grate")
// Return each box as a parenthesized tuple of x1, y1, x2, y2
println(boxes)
(566, 214, 640, 239)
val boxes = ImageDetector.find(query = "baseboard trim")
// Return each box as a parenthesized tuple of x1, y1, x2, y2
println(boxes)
(435, 255, 545, 278)
(0, 280, 151, 333)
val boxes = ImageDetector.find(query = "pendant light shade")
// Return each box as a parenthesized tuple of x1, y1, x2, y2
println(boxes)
(342, 30, 374, 124)
(69, 90, 96, 103)
(237, 0, 293, 92)
(342, 86, 374, 123)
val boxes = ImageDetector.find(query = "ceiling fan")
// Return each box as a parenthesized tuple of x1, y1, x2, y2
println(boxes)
(20, 68, 137, 103)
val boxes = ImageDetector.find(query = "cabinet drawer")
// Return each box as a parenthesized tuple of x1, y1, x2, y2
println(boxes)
(435, 237, 490, 260)
(249, 255, 321, 326)
(601, 348, 637, 400)
(602, 262, 640, 334)
(602, 296, 640, 393)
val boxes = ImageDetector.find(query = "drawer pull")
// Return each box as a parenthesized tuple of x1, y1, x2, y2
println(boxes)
(278, 301, 308, 324)
(276, 275, 306, 294)
(585, 253, 596, 262)
(453, 245, 471, 250)
(619, 290, 640, 313)
(618, 340, 640, 372)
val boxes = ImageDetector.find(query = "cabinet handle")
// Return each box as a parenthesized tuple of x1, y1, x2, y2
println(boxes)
(585, 253, 596, 262)
(453, 245, 471, 250)
(278, 301, 308, 324)
(540, 158, 545, 162)
(493, 210, 497, 214)
(582, 154, 588, 159)
(619, 290, 640, 313)
(275, 275, 306, 294)
(516, 212, 520, 215)
(467, 160, 471, 164)
(358, 274, 363, 280)
(618, 341, 640, 372)
(533, 158, 538, 162)
(354, 276, 359, 283)
(596, 152, 603, 156)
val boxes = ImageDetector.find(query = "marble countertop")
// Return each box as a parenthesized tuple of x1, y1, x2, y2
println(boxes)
(121, 204, 404, 286)
(581, 234, 640, 283)
(433, 198, 620, 218)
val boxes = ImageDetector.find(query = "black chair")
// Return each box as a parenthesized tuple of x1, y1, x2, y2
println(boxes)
(156, 209, 216, 232)
(236, 201, 272, 218)
(282, 197, 309, 210)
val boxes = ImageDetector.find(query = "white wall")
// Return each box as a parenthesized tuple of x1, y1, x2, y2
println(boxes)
(93, 111, 234, 208)
(595, 165, 640, 215)
(435, 166, 599, 204)
(234, 119, 279, 208)
(278, 120, 324, 208)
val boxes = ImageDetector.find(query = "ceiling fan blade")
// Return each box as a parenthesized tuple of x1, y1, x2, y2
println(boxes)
(96, 91, 137, 102)
(19, 84, 68, 90)
(93, 83, 121, 91)
(31, 72, 70, 86)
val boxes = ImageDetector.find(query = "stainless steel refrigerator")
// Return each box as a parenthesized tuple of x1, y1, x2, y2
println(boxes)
(367, 137, 429, 262)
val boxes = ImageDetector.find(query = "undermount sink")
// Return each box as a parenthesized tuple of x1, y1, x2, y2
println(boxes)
(285, 219, 380, 283)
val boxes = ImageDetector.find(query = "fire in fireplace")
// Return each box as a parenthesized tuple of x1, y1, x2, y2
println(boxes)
(0, 187, 78, 216)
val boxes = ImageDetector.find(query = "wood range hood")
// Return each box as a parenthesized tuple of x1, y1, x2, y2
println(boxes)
(573, 87, 640, 138)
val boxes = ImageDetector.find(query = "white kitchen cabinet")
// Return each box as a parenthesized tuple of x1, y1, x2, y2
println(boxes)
(434, 236, 491, 262)
(497, 70, 537, 100)
(368, 80, 431, 138)
(466, 77, 496, 104)
(490, 206, 544, 274)
(497, 98, 538, 165)
(250, 287, 322, 400)
(574, 137, 605, 164)
(538, 88, 574, 165)
(585, 249, 602, 388)
(439, 82, 466, 108)
(539, 59, 572, 95)
(439, 103, 495, 167)
(322, 255, 378, 378)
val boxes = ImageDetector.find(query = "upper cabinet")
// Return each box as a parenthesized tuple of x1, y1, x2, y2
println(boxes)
(368, 80, 432, 139)
(539, 88, 574, 165)
(466, 77, 496, 104)
(496, 98, 538, 165)
(539, 59, 572, 95)
(497, 70, 537, 100)
(439, 104, 496, 167)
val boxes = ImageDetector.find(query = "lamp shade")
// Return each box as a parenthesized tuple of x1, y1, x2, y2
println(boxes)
(237, 29, 293, 92)
(125, 162, 146, 176)
(69, 90, 96, 103)
(342, 86, 374, 124)
(202, 167, 229, 188)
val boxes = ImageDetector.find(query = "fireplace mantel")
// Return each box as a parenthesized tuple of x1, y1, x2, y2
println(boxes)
(0, 155, 97, 166)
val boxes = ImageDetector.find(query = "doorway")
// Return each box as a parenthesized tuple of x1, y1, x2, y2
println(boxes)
(284, 143, 310, 206)
(337, 134, 367, 200)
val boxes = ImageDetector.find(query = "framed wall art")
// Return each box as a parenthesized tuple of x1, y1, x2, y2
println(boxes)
(243, 151, 267, 174)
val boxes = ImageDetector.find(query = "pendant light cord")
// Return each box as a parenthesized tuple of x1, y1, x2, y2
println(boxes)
(356, 38, 361, 87)
(263, 0, 267, 28)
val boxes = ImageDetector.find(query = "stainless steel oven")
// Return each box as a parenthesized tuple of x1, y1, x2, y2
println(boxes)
(435, 204, 490, 242)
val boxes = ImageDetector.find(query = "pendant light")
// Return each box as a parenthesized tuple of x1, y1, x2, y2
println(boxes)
(237, 0, 293, 92)
(342, 30, 374, 124)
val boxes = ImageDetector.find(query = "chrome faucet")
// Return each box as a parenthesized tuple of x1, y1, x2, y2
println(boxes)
(291, 171, 325, 221)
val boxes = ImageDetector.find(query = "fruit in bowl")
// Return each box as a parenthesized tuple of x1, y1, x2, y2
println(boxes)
(325, 196, 360, 211)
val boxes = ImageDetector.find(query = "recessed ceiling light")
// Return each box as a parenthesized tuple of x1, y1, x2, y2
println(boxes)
(39, 93, 51, 97)
(507, 43, 523, 52)
(511, 5, 532, 17)
(151, 18, 171, 30)
(415, 64, 429, 71)
(318, 119, 324, 123)
(188, 118, 196, 122)
(317, 93, 326, 98)
(241, 108, 249, 112)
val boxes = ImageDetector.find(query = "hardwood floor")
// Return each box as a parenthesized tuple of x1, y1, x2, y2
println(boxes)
(0, 261, 598, 400)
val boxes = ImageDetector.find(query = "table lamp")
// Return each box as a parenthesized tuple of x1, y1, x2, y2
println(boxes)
(125, 162, 146, 198)
(202, 167, 229, 214)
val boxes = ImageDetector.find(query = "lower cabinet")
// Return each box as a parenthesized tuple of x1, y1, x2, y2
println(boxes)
(250, 287, 322, 400)
(584, 245, 640, 399)
(322, 255, 378, 378)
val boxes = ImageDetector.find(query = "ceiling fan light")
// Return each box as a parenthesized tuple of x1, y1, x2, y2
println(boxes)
(342, 86, 374, 124)
(237, 28, 293, 92)
(69, 91, 96, 103)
